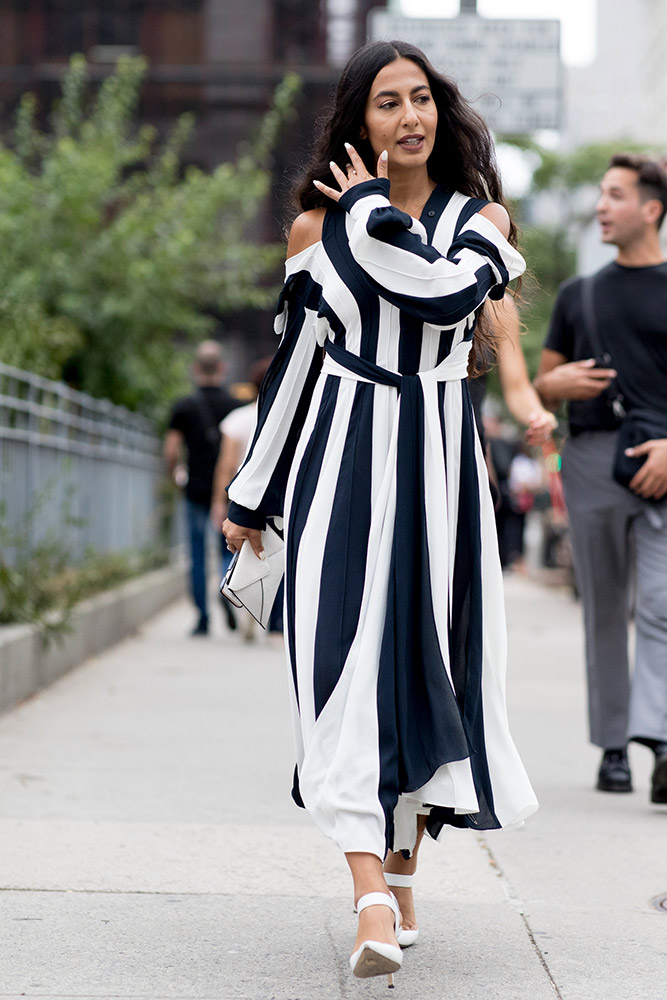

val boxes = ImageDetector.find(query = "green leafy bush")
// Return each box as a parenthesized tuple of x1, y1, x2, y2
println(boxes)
(0, 56, 300, 417)
(0, 492, 169, 643)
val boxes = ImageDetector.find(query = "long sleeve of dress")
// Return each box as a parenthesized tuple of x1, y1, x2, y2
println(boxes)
(227, 261, 324, 529)
(339, 178, 525, 326)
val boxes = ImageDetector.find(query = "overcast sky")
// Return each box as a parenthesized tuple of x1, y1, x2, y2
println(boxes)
(397, 0, 597, 66)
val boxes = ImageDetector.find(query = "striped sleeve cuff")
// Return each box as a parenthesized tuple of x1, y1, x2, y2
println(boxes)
(340, 178, 429, 247)
(339, 177, 391, 213)
(227, 501, 266, 531)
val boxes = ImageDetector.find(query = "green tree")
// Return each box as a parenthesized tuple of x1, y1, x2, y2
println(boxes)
(515, 225, 576, 377)
(0, 56, 299, 416)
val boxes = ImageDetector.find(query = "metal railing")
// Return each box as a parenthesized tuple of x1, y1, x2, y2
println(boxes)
(0, 362, 168, 562)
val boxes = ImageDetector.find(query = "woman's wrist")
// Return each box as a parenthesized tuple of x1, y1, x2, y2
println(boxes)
(339, 177, 390, 215)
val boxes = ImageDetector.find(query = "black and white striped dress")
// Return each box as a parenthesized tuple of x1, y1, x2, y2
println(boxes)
(228, 178, 538, 859)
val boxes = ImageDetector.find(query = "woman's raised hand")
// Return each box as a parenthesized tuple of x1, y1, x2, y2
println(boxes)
(313, 143, 388, 203)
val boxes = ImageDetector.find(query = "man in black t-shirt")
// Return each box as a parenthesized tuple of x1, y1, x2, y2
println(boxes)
(535, 154, 667, 805)
(165, 341, 240, 635)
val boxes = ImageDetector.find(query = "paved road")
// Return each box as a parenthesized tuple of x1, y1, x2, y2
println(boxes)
(0, 576, 665, 999)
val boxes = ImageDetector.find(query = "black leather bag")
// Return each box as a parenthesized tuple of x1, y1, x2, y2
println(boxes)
(613, 409, 667, 489)
(580, 276, 667, 496)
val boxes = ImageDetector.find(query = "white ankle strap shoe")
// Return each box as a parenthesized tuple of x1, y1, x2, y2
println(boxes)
(349, 891, 403, 985)
(384, 873, 419, 948)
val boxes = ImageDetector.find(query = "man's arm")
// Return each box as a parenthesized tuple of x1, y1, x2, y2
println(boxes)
(534, 349, 617, 409)
(164, 429, 185, 480)
(535, 349, 667, 500)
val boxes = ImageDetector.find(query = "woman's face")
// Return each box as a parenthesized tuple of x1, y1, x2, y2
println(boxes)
(361, 58, 438, 171)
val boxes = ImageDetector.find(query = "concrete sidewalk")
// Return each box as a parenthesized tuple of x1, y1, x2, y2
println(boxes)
(0, 577, 664, 999)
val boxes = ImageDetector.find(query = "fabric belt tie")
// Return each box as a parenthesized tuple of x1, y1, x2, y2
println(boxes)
(321, 337, 477, 803)
(322, 338, 472, 391)
(322, 336, 473, 625)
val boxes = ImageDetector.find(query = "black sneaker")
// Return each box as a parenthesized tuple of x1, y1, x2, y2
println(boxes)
(596, 748, 633, 793)
(650, 745, 667, 804)
(190, 616, 209, 636)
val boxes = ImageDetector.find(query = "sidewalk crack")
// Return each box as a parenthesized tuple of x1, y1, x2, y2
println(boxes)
(477, 834, 564, 1000)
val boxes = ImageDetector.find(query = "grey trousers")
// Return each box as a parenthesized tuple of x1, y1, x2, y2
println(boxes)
(561, 431, 667, 749)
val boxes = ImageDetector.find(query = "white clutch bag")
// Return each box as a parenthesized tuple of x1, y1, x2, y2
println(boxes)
(220, 523, 284, 629)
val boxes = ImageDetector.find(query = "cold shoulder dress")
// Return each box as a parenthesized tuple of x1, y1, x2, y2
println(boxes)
(227, 178, 538, 860)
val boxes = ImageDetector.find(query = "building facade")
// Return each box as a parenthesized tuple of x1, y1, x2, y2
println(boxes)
(564, 0, 667, 150)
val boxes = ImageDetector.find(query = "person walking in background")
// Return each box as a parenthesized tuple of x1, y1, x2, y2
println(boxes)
(534, 154, 667, 803)
(467, 292, 557, 567)
(223, 40, 537, 986)
(164, 340, 240, 636)
(210, 357, 283, 640)
(210, 357, 273, 534)
(504, 441, 544, 573)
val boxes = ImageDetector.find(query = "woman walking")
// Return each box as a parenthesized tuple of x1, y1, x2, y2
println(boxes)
(223, 40, 537, 984)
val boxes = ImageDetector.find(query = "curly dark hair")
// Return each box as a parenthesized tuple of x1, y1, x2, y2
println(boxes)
(292, 40, 519, 374)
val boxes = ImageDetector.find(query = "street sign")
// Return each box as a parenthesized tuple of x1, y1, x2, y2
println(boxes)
(369, 12, 561, 133)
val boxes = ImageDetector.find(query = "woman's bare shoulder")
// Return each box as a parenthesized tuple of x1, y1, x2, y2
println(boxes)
(478, 202, 510, 239)
(287, 208, 326, 259)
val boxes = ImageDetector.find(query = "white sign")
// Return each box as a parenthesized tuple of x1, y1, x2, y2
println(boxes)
(369, 13, 561, 133)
